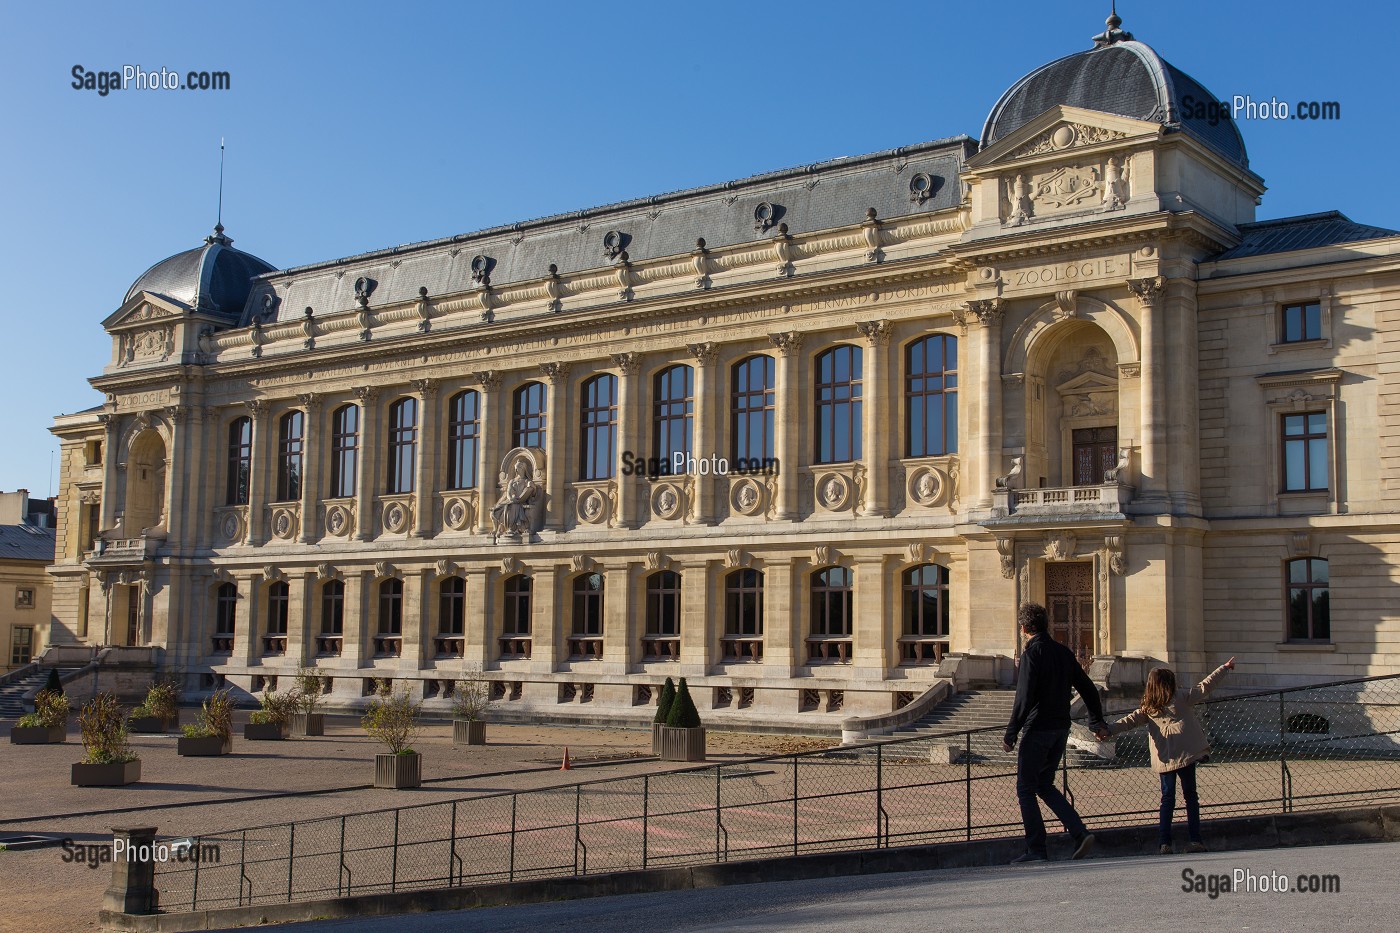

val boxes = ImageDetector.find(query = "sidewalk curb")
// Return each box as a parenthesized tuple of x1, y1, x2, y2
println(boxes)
(97, 803, 1400, 932)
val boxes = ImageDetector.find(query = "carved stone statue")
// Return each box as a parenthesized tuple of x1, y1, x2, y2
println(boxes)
(490, 460, 538, 543)
(1104, 447, 1132, 483)
(1100, 156, 1127, 211)
(1007, 174, 1033, 227)
(995, 456, 1025, 490)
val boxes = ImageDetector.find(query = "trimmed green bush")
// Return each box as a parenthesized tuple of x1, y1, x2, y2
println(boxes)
(653, 677, 676, 724)
(44, 668, 63, 696)
(665, 678, 701, 729)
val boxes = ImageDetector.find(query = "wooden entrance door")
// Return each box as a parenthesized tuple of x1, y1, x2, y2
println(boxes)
(1045, 561, 1094, 667)
(1072, 426, 1117, 486)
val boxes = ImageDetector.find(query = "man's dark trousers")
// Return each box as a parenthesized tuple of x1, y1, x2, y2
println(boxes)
(1016, 727, 1087, 856)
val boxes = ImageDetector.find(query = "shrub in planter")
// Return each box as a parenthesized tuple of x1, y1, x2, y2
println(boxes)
(451, 664, 492, 747)
(12, 689, 70, 744)
(129, 679, 181, 733)
(44, 667, 64, 696)
(290, 668, 327, 737)
(72, 693, 140, 786)
(244, 690, 296, 740)
(178, 689, 234, 756)
(652, 677, 676, 755)
(362, 680, 422, 788)
(658, 677, 706, 762)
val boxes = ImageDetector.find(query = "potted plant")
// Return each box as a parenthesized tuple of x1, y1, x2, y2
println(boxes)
(244, 690, 295, 740)
(451, 664, 492, 746)
(178, 689, 234, 756)
(652, 677, 676, 755)
(12, 689, 71, 744)
(289, 668, 326, 737)
(657, 677, 705, 762)
(128, 680, 181, 733)
(362, 680, 422, 788)
(71, 693, 140, 786)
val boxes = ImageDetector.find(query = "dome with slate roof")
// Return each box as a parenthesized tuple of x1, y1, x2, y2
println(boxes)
(124, 225, 276, 317)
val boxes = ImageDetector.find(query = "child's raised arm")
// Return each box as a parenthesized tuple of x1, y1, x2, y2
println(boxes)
(1105, 708, 1148, 736)
(1188, 656, 1235, 704)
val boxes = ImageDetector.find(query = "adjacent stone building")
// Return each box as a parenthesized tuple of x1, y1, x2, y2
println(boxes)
(46, 13, 1400, 724)
(1, 490, 56, 672)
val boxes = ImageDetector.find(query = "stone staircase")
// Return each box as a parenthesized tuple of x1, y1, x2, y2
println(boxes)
(855, 690, 1108, 767)
(0, 667, 80, 719)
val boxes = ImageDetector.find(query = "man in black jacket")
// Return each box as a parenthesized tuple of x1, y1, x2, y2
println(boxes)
(1002, 602, 1107, 863)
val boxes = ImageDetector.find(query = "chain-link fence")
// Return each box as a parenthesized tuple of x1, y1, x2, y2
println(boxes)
(154, 673, 1400, 911)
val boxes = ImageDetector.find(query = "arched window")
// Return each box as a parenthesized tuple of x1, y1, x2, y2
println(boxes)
(226, 417, 252, 506)
(447, 390, 481, 490)
(815, 345, 863, 464)
(276, 411, 304, 501)
(330, 405, 359, 499)
(213, 582, 237, 653)
(901, 564, 950, 663)
(580, 374, 618, 480)
(265, 581, 289, 655)
(501, 574, 533, 659)
(376, 578, 403, 657)
(906, 335, 958, 457)
(1286, 558, 1330, 642)
(437, 576, 466, 657)
(653, 365, 694, 470)
(723, 569, 764, 661)
(570, 572, 605, 659)
(644, 570, 681, 659)
(513, 382, 548, 449)
(386, 398, 418, 494)
(808, 567, 853, 663)
(318, 580, 344, 656)
(731, 355, 776, 463)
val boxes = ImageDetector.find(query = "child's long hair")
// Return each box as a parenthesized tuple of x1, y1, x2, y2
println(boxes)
(1141, 667, 1178, 714)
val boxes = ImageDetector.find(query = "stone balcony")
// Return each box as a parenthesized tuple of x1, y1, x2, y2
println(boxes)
(983, 481, 1133, 524)
(86, 536, 159, 566)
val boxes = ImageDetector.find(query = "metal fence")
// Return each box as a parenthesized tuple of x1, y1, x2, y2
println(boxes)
(154, 673, 1400, 912)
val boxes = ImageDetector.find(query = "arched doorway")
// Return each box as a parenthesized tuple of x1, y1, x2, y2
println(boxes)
(125, 430, 167, 535)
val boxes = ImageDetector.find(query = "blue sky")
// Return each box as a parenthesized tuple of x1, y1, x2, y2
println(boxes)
(0, 0, 1394, 496)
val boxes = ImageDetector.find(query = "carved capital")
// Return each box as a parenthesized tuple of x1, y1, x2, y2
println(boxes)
(473, 370, 503, 390)
(966, 298, 1004, 327)
(296, 392, 322, 413)
(410, 377, 440, 399)
(768, 331, 804, 357)
(539, 362, 570, 385)
(244, 398, 269, 418)
(855, 319, 891, 346)
(610, 352, 640, 376)
(996, 536, 1016, 579)
(1127, 276, 1165, 308)
(352, 385, 380, 405)
(687, 342, 719, 366)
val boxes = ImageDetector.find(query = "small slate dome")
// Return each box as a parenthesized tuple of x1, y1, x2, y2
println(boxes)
(981, 12, 1247, 167)
(125, 225, 276, 316)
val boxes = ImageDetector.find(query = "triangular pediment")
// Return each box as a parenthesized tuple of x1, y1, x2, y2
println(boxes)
(968, 105, 1162, 169)
(102, 292, 191, 332)
(1056, 369, 1118, 395)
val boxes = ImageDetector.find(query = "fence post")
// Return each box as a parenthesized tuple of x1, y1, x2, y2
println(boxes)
(964, 732, 972, 841)
(391, 809, 400, 893)
(191, 834, 200, 910)
(574, 784, 581, 875)
(642, 774, 650, 869)
(102, 826, 158, 915)
(793, 754, 799, 855)
(509, 795, 517, 881)
(1280, 691, 1288, 812)
(450, 800, 458, 886)
(714, 765, 721, 862)
(286, 823, 295, 902)
(875, 743, 883, 848)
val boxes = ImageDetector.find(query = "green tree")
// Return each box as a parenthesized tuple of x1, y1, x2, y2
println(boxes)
(44, 668, 63, 696)
(665, 677, 702, 728)
(653, 677, 676, 724)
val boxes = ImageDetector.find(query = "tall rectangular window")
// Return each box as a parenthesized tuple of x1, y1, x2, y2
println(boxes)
(386, 398, 417, 494)
(732, 355, 776, 463)
(276, 411, 304, 502)
(447, 390, 481, 489)
(906, 335, 958, 457)
(225, 417, 252, 506)
(815, 345, 863, 464)
(1282, 302, 1322, 343)
(513, 382, 548, 449)
(653, 365, 694, 468)
(580, 374, 618, 480)
(1282, 412, 1328, 492)
(330, 405, 359, 498)
(1287, 558, 1330, 641)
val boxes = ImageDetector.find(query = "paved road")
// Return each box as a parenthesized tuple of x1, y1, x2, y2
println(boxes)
(240, 842, 1396, 933)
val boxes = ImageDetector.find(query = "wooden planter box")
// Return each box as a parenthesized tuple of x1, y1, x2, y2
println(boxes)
(657, 725, 706, 762)
(128, 715, 177, 734)
(452, 719, 485, 746)
(374, 751, 422, 788)
(11, 725, 66, 744)
(289, 713, 325, 737)
(72, 759, 141, 787)
(177, 735, 232, 756)
(243, 722, 287, 741)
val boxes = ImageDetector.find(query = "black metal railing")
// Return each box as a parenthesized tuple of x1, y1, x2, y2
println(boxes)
(154, 673, 1400, 912)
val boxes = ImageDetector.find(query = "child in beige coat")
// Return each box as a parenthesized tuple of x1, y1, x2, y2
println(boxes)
(1103, 657, 1234, 853)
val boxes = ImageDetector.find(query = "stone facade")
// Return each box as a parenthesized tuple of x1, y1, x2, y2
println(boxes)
(45, 20, 1400, 724)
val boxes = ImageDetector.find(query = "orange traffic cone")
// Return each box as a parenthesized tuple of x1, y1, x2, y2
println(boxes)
(560, 746, 572, 771)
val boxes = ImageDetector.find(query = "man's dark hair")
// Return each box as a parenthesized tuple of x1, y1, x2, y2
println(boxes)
(1018, 602, 1049, 635)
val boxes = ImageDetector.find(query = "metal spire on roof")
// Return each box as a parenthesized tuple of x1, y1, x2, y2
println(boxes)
(1092, 2, 1134, 47)
(207, 138, 232, 245)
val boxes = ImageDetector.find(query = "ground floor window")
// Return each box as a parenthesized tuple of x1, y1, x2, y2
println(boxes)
(9, 625, 33, 667)
(570, 573, 604, 660)
(501, 574, 532, 659)
(723, 569, 764, 661)
(643, 570, 681, 660)
(900, 564, 950, 663)
(1287, 558, 1330, 642)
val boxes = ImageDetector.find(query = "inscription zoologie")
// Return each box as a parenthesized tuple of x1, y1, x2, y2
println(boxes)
(1007, 257, 1127, 289)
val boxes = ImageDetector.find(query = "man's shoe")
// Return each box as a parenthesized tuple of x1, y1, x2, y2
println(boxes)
(1010, 851, 1048, 864)
(1187, 841, 1208, 853)
(1159, 844, 1174, 855)
(1072, 833, 1096, 860)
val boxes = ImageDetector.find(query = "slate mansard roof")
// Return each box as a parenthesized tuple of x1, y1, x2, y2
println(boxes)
(124, 227, 276, 319)
(1213, 212, 1400, 261)
(0, 523, 56, 563)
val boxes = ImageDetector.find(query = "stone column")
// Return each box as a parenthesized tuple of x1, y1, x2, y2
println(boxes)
(1129, 276, 1166, 502)
(762, 558, 796, 677)
(244, 399, 271, 544)
(968, 300, 1004, 508)
(296, 393, 323, 543)
(348, 569, 372, 663)
(404, 569, 427, 666)
(352, 387, 381, 541)
(101, 826, 158, 915)
(612, 353, 641, 528)
(297, 570, 316, 665)
(769, 332, 804, 520)
(531, 564, 560, 671)
(411, 378, 440, 537)
(602, 561, 632, 672)
(235, 572, 261, 666)
(853, 555, 891, 678)
(688, 343, 719, 523)
(474, 372, 503, 535)
(856, 321, 892, 516)
(98, 413, 122, 535)
(540, 364, 571, 531)
(678, 558, 711, 677)
(464, 566, 491, 664)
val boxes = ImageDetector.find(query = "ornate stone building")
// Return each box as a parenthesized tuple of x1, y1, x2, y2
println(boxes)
(46, 14, 1400, 723)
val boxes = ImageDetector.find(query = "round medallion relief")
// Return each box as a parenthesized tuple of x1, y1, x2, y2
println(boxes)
(272, 509, 296, 540)
(444, 497, 471, 531)
(383, 502, 409, 534)
(817, 473, 851, 511)
(325, 505, 351, 537)
(1050, 125, 1077, 149)
(652, 484, 683, 520)
(220, 513, 241, 541)
(577, 489, 607, 524)
(730, 478, 765, 516)
(907, 467, 948, 508)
